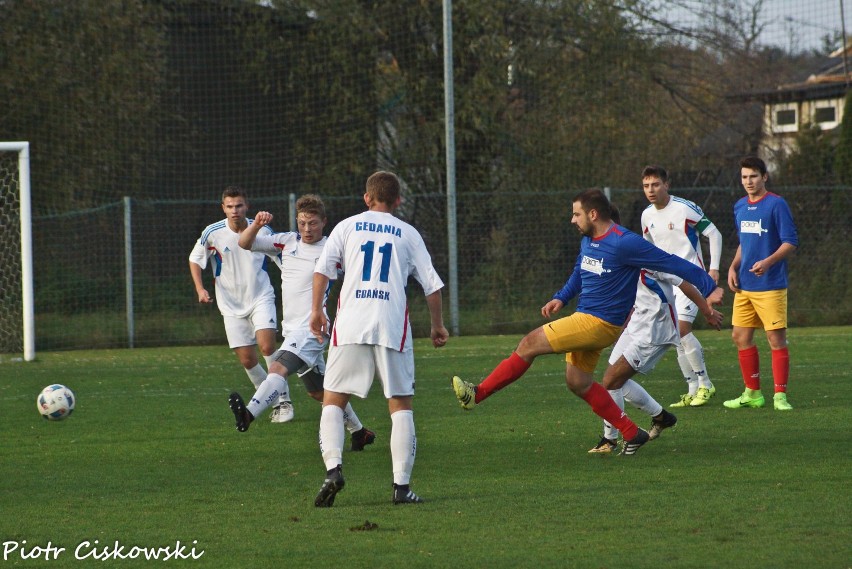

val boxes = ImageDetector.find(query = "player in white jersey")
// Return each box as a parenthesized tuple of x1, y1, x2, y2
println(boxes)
(189, 186, 279, 391)
(589, 269, 723, 453)
(226, 195, 375, 451)
(310, 171, 448, 507)
(641, 165, 723, 408)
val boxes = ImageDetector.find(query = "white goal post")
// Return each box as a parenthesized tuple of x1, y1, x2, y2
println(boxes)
(0, 142, 35, 361)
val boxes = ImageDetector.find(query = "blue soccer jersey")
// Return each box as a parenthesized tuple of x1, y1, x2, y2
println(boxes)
(733, 192, 798, 292)
(553, 224, 717, 326)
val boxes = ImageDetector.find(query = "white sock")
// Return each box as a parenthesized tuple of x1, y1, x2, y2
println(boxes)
(676, 344, 699, 396)
(622, 379, 663, 417)
(681, 332, 712, 389)
(263, 354, 276, 370)
(319, 405, 345, 471)
(390, 410, 416, 485)
(245, 364, 267, 388)
(604, 388, 623, 440)
(248, 373, 288, 417)
(342, 403, 363, 434)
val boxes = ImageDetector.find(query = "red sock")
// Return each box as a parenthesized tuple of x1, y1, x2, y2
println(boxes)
(738, 346, 760, 390)
(475, 352, 531, 403)
(582, 383, 638, 441)
(771, 347, 789, 393)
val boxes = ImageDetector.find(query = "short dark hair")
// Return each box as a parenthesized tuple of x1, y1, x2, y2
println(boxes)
(740, 155, 767, 176)
(641, 165, 668, 183)
(573, 188, 612, 221)
(610, 203, 621, 225)
(222, 186, 248, 202)
(296, 194, 326, 219)
(366, 171, 401, 205)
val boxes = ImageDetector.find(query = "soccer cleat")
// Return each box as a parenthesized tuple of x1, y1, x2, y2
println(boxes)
(228, 392, 254, 432)
(452, 376, 477, 410)
(620, 429, 650, 456)
(773, 392, 793, 411)
(314, 466, 345, 507)
(689, 386, 716, 407)
(648, 410, 678, 440)
(269, 405, 280, 422)
(669, 394, 694, 408)
(392, 483, 424, 504)
(588, 437, 618, 454)
(723, 390, 766, 409)
(350, 427, 376, 451)
(271, 400, 294, 423)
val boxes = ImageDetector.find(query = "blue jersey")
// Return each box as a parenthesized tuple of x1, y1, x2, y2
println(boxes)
(734, 192, 798, 292)
(553, 224, 718, 326)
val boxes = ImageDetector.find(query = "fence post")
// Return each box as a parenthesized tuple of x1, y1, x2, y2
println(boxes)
(443, 0, 459, 336)
(124, 196, 134, 349)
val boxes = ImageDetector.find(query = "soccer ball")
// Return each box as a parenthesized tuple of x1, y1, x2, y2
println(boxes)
(37, 384, 75, 421)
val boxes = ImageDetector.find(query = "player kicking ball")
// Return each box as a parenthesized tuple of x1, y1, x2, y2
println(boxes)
(228, 196, 375, 452)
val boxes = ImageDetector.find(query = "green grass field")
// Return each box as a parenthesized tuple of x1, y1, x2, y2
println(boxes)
(1, 327, 849, 568)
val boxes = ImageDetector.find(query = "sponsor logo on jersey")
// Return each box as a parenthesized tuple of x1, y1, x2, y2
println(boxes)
(740, 219, 768, 235)
(581, 255, 605, 275)
(355, 221, 402, 237)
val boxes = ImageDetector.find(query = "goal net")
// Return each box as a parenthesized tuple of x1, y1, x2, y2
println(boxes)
(0, 142, 34, 361)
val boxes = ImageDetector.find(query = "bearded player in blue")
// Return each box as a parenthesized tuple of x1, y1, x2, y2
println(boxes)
(453, 188, 723, 456)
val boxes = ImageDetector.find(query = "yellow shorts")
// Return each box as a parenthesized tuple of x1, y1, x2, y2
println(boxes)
(542, 312, 623, 373)
(732, 289, 788, 330)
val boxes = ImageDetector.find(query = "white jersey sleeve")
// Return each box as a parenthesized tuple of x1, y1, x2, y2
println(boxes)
(316, 210, 444, 352)
(189, 220, 276, 318)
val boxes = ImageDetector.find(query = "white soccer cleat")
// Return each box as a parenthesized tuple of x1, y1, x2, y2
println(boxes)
(272, 401, 294, 423)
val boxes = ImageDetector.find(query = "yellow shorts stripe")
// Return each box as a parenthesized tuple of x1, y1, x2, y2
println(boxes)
(543, 312, 623, 373)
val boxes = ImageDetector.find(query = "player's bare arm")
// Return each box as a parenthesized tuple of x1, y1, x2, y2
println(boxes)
(425, 290, 449, 348)
(310, 272, 331, 342)
(678, 281, 723, 330)
(237, 211, 273, 250)
(727, 245, 742, 293)
(189, 261, 212, 303)
(749, 242, 798, 277)
(541, 299, 564, 318)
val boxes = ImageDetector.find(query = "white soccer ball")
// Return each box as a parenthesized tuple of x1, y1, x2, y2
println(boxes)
(37, 384, 75, 421)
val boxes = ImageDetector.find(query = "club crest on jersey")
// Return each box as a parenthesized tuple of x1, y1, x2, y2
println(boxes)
(581, 255, 606, 275)
(741, 219, 768, 235)
(668, 223, 674, 230)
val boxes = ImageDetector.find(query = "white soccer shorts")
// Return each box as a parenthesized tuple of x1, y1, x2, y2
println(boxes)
(324, 344, 415, 399)
(608, 331, 672, 375)
(222, 301, 277, 348)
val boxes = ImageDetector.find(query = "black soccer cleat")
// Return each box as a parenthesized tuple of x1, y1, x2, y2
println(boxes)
(315, 465, 345, 507)
(228, 392, 254, 432)
(620, 428, 650, 456)
(648, 409, 677, 440)
(350, 427, 376, 451)
(392, 483, 424, 505)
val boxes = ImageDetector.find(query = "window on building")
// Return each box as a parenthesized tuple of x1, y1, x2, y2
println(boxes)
(771, 103, 798, 133)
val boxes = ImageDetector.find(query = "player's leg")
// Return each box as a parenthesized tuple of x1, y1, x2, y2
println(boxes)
(725, 292, 765, 409)
(757, 289, 792, 410)
(315, 345, 372, 507)
(377, 346, 422, 504)
(452, 326, 552, 409)
(590, 336, 629, 453)
(300, 365, 375, 451)
(223, 315, 267, 388)
(674, 292, 715, 407)
(566, 354, 649, 456)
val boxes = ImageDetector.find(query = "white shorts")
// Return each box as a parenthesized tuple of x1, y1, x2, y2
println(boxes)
(673, 288, 698, 323)
(608, 331, 674, 375)
(276, 329, 328, 375)
(222, 302, 277, 349)
(324, 344, 415, 399)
